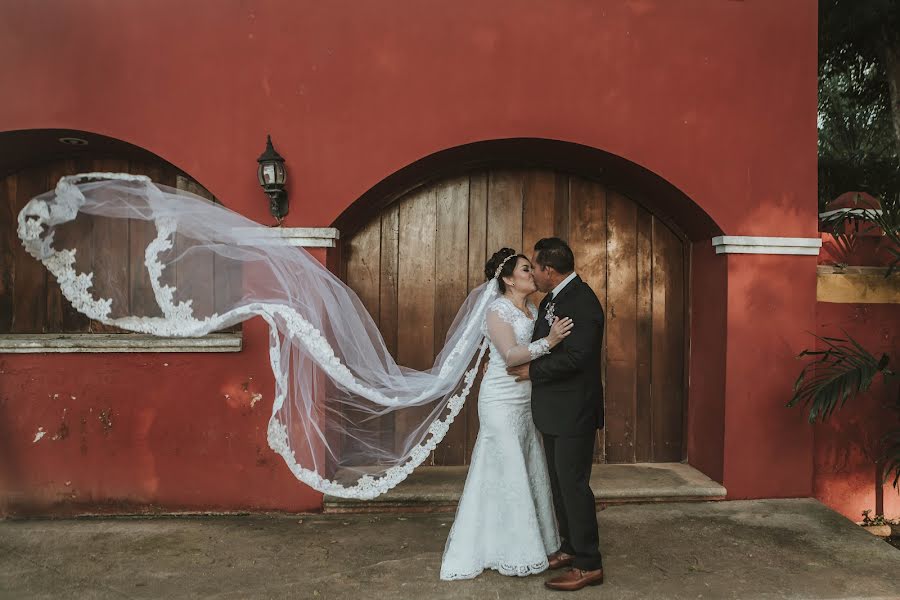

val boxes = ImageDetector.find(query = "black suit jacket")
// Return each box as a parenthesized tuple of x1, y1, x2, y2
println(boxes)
(529, 275, 605, 436)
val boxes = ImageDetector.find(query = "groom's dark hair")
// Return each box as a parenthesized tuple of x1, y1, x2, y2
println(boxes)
(534, 238, 575, 274)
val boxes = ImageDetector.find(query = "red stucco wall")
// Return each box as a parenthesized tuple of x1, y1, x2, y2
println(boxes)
(0, 0, 816, 233)
(0, 0, 818, 514)
(0, 320, 323, 515)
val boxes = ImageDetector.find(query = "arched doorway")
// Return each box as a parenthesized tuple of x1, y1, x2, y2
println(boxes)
(341, 167, 687, 466)
(0, 129, 225, 335)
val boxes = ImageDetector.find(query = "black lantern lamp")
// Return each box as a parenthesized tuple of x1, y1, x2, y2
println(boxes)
(257, 134, 288, 224)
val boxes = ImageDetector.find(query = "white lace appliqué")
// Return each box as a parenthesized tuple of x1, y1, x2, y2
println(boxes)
(528, 338, 550, 359)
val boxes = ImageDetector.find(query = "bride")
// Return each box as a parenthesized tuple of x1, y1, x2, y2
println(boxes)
(440, 248, 573, 580)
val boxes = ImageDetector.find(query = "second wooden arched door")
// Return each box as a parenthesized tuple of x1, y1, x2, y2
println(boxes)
(342, 169, 686, 465)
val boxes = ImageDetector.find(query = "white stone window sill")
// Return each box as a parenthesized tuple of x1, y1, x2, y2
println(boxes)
(711, 236, 823, 256)
(0, 333, 242, 353)
(232, 227, 340, 248)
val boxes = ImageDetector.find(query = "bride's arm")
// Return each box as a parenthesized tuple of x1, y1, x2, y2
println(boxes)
(486, 308, 570, 367)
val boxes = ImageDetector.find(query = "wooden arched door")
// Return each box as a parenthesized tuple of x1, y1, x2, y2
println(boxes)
(1, 157, 224, 334)
(342, 169, 686, 465)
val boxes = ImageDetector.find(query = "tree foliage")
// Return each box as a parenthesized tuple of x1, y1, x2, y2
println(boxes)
(818, 0, 900, 209)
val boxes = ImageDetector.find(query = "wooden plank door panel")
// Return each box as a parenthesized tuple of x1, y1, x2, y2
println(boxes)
(486, 170, 524, 255)
(0, 174, 15, 332)
(342, 216, 382, 461)
(652, 219, 686, 462)
(604, 191, 638, 463)
(379, 205, 400, 451)
(10, 167, 49, 332)
(395, 186, 437, 458)
(567, 177, 608, 462)
(634, 207, 654, 462)
(432, 176, 470, 465)
(464, 172, 488, 461)
(173, 175, 216, 320)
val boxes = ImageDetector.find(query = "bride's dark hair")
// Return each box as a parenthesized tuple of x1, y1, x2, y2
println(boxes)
(484, 248, 527, 293)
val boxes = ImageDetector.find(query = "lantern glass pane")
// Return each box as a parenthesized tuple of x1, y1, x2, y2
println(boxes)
(262, 163, 276, 185)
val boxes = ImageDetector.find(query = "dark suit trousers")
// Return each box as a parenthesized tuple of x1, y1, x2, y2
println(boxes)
(543, 432, 602, 571)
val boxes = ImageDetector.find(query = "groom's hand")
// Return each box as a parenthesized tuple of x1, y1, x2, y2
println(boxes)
(507, 364, 530, 381)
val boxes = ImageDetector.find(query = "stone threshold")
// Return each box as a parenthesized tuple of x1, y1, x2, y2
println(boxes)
(324, 462, 727, 513)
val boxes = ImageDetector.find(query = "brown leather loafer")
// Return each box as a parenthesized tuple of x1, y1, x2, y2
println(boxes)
(544, 567, 604, 591)
(547, 551, 575, 570)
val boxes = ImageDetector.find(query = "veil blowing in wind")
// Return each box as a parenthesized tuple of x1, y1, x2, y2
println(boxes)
(16, 173, 500, 499)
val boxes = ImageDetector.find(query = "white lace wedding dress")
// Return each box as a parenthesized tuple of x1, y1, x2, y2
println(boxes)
(439, 297, 560, 580)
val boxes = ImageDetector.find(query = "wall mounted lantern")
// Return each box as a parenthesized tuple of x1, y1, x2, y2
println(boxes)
(257, 134, 288, 224)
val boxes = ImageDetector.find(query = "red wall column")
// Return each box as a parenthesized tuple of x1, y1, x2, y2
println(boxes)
(687, 241, 727, 482)
(721, 253, 818, 499)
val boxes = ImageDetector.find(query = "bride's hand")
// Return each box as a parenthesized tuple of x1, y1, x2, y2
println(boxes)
(547, 316, 573, 347)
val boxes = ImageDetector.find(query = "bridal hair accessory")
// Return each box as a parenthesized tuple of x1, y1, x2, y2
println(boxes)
(493, 253, 518, 279)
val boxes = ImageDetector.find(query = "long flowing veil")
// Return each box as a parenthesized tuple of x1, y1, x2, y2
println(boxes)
(16, 173, 499, 499)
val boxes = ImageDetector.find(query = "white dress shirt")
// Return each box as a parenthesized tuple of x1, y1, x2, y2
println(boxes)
(549, 271, 578, 300)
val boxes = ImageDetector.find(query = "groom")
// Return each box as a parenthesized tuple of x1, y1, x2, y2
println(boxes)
(507, 237, 605, 591)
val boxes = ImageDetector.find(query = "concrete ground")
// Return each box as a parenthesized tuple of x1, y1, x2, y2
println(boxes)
(1, 499, 898, 600)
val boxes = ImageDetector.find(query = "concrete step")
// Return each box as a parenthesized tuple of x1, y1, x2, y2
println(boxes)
(324, 462, 726, 513)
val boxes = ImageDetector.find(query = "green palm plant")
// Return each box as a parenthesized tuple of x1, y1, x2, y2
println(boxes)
(788, 334, 898, 490)
(789, 334, 893, 421)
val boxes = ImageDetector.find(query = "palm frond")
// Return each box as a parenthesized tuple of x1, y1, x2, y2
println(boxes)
(787, 333, 893, 423)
